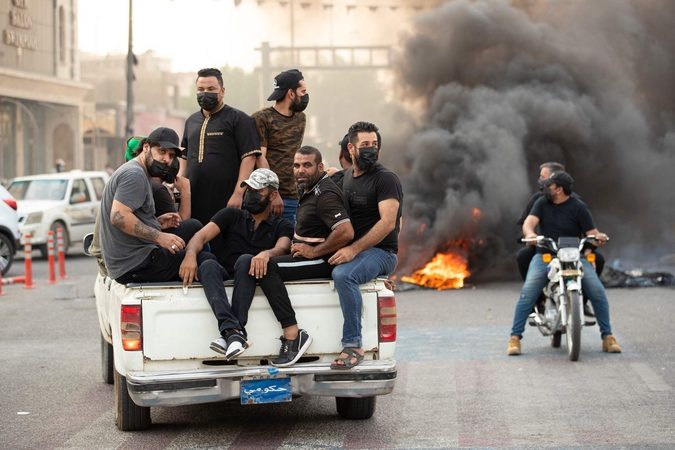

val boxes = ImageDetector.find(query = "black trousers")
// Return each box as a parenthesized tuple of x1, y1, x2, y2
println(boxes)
(516, 246, 605, 280)
(116, 218, 215, 284)
(229, 254, 334, 338)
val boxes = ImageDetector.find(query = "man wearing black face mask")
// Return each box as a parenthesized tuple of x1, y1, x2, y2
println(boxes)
(179, 169, 305, 362)
(100, 127, 214, 284)
(507, 171, 621, 355)
(180, 67, 261, 263)
(328, 121, 403, 369)
(252, 69, 308, 223)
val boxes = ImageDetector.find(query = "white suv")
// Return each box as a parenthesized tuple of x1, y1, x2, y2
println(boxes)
(0, 184, 21, 274)
(8, 171, 109, 258)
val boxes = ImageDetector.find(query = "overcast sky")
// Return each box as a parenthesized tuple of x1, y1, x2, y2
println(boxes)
(78, 0, 266, 73)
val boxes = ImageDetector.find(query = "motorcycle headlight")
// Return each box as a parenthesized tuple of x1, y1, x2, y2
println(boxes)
(24, 212, 43, 225)
(558, 247, 580, 262)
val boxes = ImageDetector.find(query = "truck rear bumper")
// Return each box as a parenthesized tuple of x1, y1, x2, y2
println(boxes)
(126, 360, 397, 407)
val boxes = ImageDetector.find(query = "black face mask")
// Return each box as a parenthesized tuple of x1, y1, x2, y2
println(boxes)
(160, 157, 180, 184)
(354, 146, 378, 171)
(242, 190, 270, 215)
(146, 149, 170, 178)
(197, 92, 219, 111)
(291, 93, 309, 113)
(543, 187, 555, 202)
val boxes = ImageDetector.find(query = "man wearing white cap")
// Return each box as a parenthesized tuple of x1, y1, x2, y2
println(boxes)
(179, 169, 312, 366)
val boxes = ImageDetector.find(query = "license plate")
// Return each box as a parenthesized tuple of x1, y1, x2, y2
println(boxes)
(241, 378, 292, 405)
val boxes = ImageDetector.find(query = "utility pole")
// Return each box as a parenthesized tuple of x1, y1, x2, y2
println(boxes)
(125, 0, 135, 138)
(290, 0, 295, 65)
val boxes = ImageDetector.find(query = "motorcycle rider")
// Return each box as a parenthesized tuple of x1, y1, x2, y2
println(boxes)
(516, 162, 605, 320)
(507, 170, 621, 355)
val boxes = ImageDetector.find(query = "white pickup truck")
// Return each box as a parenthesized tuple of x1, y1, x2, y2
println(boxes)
(87, 238, 398, 431)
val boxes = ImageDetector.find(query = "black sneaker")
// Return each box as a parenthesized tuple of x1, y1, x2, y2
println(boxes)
(271, 329, 313, 367)
(224, 330, 251, 360)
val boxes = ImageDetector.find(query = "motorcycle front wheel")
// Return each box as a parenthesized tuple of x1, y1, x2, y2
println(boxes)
(566, 290, 582, 361)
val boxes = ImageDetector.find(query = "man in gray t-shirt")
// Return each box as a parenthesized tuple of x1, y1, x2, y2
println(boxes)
(100, 127, 215, 283)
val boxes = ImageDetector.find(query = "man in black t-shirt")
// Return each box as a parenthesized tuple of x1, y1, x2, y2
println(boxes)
(329, 122, 403, 370)
(179, 169, 312, 366)
(507, 171, 621, 356)
(233, 146, 354, 367)
(516, 162, 605, 282)
(516, 162, 605, 321)
(179, 68, 261, 262)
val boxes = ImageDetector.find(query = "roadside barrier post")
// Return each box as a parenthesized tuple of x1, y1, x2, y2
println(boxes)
(23, 234, 34, 290)
(57, 228, 68, 279)
(47, 230, 57, 284)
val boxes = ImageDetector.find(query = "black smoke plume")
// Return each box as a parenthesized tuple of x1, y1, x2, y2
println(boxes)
(394, 0, 675, 280)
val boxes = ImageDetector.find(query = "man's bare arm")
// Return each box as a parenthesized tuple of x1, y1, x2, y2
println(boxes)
(178, 158, 187, 177)
(227, 154, 257, 209)
(173, 175, 191, 220)
(522, 215, 540, 238)
(110, 199, 185, 253)
(256, 146, 270, 169)
(291, 222, 354, 259)
(349, 198, 398, 254)
(327, 199, 399, 265)
(111, 200, 159, 241)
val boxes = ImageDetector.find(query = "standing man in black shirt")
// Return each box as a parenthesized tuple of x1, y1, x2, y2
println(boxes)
(329, 122, 403, 369)
(229, 146, 354, 367)
(180, 68, 261, 261)
(179, 169, 301, 362)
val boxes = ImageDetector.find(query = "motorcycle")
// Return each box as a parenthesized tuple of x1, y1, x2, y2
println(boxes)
(521, 235, 606, 361)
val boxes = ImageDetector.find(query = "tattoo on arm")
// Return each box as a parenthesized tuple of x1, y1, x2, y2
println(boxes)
(111, 211, 126, 229)
(133, 221, 159, 241)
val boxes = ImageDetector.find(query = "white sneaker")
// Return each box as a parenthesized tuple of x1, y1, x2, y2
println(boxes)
(209, 337, 228, 355)
(224, 330, 251, 360)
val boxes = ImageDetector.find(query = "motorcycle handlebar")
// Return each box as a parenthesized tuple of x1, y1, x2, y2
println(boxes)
(521, 235, 610, 251)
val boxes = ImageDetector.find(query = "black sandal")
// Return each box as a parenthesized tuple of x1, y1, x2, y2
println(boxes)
(330, 347, 364, 370)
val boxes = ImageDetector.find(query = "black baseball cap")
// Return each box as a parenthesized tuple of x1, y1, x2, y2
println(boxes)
(148, 127, 182, 157)
(538, 171, 574, 190)
(267, 69, 304, 101)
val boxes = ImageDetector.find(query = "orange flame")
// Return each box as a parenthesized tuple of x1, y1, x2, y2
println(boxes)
(401, 251, 470, 290)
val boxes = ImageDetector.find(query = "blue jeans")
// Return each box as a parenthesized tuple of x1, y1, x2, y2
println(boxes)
(282, 199, 298, 224)
(510, 255, 613, 339)
(332, 247, 398, 348)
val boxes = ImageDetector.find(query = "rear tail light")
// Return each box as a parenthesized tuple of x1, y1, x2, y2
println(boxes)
(3, 199, 17, 210)
(378, 295, 397, 342)
(121, 305, 142, 351)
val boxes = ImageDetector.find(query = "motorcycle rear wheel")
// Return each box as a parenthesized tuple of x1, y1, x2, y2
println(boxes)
(566, 290, 582, 361)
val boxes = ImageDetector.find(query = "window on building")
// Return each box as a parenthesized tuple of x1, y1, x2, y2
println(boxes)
(59, 6, 66, 64)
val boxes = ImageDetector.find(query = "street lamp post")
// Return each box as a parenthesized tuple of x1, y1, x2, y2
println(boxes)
(125, 0, 134, 138)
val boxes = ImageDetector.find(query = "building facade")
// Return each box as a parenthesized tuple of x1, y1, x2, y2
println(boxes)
(0, 0, 90, 182)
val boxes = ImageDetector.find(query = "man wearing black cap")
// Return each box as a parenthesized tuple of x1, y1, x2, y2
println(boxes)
(252, 69, 308, 222)
(180, 68, 261, 262)
(507, 170, 622, 356)
(100, 127, 215, 284)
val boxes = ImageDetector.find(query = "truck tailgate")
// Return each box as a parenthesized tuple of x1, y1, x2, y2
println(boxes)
(139, 281, 380, 362)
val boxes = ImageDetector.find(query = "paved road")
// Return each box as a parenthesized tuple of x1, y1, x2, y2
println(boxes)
(1, 252, 674, 449)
